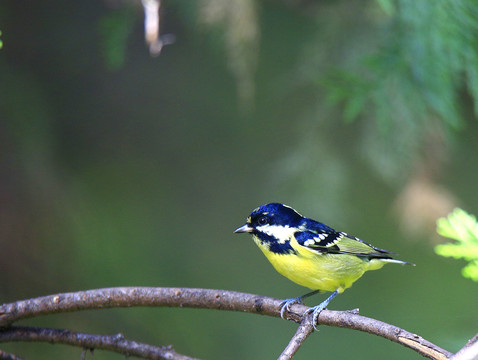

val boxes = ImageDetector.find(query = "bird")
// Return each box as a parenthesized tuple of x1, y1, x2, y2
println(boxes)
(234, 203, 414, 329)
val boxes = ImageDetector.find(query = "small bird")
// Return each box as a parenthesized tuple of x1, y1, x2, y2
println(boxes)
(234, 203, 413, 329)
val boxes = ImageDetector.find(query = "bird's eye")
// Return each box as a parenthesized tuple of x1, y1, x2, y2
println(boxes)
(257, 216, 268, 226)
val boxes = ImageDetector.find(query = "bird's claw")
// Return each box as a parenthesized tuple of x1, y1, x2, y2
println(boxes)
(304, 303, 327, 330)
(279, 297, 304, 319)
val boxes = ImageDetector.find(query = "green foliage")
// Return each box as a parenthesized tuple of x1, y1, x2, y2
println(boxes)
(0, 30, 3, 49)
(325, 0, 478, 127)
(98, 6, 136, 71)
(435, 208, 478, 281)
(316, 0, 478, 183)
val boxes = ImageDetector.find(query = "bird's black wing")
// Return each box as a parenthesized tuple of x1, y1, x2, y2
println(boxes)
(294, 229, 395, 259)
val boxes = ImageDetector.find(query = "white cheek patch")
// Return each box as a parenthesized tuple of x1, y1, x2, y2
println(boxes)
(257, 224, 296, 243)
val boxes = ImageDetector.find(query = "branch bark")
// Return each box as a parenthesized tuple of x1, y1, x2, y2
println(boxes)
(0, 326, 197, 360)
(278, 313, 315, 360)
(0, 287, 453, 360)
(451, 333, 478, 360)
(0, 287, 276, 326)
(316, 310, 451, 360)
(0, 349, 24, 360)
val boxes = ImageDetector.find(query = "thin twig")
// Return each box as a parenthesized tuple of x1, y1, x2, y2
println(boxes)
(0, 287, 452, 360)
(451, 341, 478, 360)
(278, 313, 315, 360)
(0, 326, 196, 360)
(141, 0, 175, 56)
(451, 333, 478, 360)
(465, 333, 478, 348)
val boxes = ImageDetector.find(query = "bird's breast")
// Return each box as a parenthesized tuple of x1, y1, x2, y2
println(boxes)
(253, 234, 372, 292)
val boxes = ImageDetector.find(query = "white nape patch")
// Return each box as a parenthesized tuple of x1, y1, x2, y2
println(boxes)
(282, 204, 303, 217)
(256, 224, 296, 243)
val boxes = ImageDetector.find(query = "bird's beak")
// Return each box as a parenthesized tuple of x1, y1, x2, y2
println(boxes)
(234, 224, 253, 233)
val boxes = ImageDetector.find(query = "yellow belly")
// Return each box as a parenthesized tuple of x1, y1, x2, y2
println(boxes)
(254, 237, 385, 293)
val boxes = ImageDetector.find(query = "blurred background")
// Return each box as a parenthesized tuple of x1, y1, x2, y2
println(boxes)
(1, 0, 478, 359)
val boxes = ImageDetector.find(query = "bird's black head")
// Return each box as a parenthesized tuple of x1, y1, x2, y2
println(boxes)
(234, 203, 303, 234)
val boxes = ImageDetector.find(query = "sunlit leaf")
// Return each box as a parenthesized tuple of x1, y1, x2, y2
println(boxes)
(435, 208, 478, 281)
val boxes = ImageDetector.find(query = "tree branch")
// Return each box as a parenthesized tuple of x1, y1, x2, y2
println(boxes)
(0, 326, 197, 360)
(0, 287, 278, 327)
(0, 287, 453, 359)
(451, 341, 478, 360)
(315, 309, 452, 360)
(451, 333, 478, 360)
(0, 349, 24, 360)
(278, 313, 315, 360)
(464, 333, 478, 348)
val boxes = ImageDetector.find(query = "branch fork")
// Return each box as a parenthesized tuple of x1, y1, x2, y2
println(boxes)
(0, 287, 459, 359)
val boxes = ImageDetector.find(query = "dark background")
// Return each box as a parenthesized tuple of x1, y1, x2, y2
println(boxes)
(1, 1, 478, 359)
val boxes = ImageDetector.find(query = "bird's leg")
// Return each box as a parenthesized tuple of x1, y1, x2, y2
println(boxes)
(304, 289, 339, 330)
(279, 290, 321, 319)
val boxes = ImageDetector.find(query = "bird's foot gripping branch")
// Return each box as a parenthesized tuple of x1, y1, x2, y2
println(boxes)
(0, 287, 455, 359)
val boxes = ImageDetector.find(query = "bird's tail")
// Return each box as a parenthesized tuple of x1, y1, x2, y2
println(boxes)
(380, 258, 415, 266)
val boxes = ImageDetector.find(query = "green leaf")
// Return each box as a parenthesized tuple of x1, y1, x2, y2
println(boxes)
(435, 208, 478, 281)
